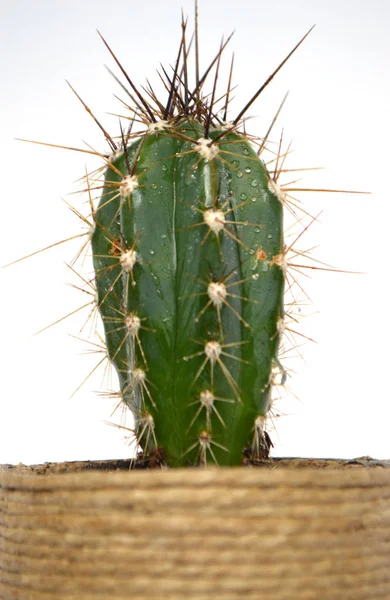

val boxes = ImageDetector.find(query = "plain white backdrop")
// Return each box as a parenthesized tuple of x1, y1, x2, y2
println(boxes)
(0, 0, 389, 464)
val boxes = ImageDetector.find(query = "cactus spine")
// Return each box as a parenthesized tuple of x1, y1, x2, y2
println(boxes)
(88, 12, 309, 467)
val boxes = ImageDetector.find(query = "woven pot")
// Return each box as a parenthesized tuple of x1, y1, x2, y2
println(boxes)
(1, 458, 390, 600)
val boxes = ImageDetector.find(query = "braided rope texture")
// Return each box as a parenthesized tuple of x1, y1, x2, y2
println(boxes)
(1, 463, 390, 599)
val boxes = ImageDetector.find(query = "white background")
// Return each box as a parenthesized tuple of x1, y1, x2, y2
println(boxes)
(0, 0, 389, 465)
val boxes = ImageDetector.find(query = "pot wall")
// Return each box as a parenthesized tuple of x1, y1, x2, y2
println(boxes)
(1, 463, 390, 599)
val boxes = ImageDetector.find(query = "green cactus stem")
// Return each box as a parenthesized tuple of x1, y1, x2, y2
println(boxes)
(89, 13, 312, 467)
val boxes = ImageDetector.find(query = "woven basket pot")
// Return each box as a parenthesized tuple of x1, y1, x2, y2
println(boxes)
(1, 458, 390, 600)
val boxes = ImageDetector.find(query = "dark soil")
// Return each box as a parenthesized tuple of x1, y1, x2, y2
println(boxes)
(2, 455, 389, 475)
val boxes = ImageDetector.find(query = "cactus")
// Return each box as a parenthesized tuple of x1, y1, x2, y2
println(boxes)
(87, 14, 314, 468)
(10, 7, 324, 467)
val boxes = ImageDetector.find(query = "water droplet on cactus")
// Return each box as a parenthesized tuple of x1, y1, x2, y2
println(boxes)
(245, 166, 251, 173)
(161, 164, 168, 171)
(161, 233, 167, 239)
(254, 227, 261, 233)
(236, 171, 243, 178)
(250, 179, 259, 188)
(242, 147, 249, 155)
(240, 193, 247, 200)
(232, 160, 238, 167)
(261, 262, 269, 272)
(149, 249, 155, 255)
(252, 273, 260, 280)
